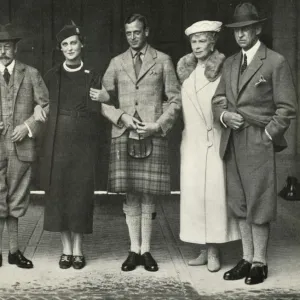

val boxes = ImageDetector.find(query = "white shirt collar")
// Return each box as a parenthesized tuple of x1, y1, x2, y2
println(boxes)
(131, 44, 148, 61)
(242, 40, 261, 65)
(0, 60, 15, 75)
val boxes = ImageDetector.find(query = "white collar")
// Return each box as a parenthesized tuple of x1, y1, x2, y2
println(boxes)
(0, 60, 15, 75)
(131, 44, 148, 58)
(242, 40, 261, 65)
(63, 60, 83, 72)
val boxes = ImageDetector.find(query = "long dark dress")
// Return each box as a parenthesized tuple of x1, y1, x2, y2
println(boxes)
(43, 66, 98, 234)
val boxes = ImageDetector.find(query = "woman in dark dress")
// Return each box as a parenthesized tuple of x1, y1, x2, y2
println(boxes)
(35, 23, 109, 269)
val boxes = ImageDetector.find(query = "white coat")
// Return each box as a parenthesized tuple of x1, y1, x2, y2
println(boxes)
(177, 53, 240, 244)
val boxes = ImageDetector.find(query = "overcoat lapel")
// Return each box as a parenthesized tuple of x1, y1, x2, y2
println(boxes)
(237, 46, 265, 96)
(183, 73, 206, 122)
(230, 52, 241, 101)
(12, 61, 25, 110)
(137, 46, 156, 82)
(121, 49, 136, 84)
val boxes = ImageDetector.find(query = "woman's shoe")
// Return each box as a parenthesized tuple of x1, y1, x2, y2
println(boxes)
(188, 250, 208, 266)
(207, 246, 221, 272)
(72, 255, 86, 270)
(59, 254, 73, 269)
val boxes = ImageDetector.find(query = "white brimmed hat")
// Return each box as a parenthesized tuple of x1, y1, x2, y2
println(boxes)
(185, 20, 222, 36)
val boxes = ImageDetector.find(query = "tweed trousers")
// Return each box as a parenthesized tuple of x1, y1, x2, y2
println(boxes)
(225, 125, 276, 225)
(0, 130, 32, 218)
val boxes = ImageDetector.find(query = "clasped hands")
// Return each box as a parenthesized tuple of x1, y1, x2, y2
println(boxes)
(120, 114, 160, 138)
(223, 112, 244, 130)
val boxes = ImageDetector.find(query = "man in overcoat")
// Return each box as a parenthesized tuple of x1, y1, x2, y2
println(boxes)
(101, 13, 181, 272)
(212, 3, 297, 285)
(0, 24, 49, 268)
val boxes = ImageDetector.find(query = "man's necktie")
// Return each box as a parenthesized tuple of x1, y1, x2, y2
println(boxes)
(3, 67, 10, 84)
(134, 52, 142, 78)
(240, 54, 247, 74)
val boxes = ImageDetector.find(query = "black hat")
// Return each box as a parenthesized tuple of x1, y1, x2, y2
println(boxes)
(56, 21, 81, 44)
(0, 24, 21, 42)
(226, 3, 267, 28)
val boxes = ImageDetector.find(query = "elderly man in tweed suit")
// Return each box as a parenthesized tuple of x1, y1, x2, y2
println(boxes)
(0, 24, 49, 269)
(100, 13, 181, 272)
(212, 3, 297, 285)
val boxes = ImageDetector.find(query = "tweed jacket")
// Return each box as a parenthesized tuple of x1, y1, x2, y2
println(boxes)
(212, 43, 297, 157)
(0, 60, 49, 162)
(101, 45, 181, 138)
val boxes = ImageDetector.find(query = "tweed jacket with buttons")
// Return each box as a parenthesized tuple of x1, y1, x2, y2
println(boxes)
(101, 45, 182, 138)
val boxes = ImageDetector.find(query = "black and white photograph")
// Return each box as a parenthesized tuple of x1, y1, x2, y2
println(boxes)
(0, 0, 299, 299)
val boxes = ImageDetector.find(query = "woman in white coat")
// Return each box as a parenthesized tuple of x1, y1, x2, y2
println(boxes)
(177, 21, 240, 272)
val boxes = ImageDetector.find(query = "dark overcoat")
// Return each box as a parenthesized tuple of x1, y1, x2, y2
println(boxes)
(40, 64, 102, 191)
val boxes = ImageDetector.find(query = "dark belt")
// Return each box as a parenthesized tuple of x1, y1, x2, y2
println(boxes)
(58, 109, 93, 118)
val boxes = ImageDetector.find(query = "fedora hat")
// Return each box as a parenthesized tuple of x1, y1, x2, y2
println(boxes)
(226, 3, 267, 28)
(0, 24, 21, 42)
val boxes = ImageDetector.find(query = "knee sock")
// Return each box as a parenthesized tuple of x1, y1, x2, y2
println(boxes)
(6, 216, 18, 254)
(252, 223, 270, 265)
(0, 218, 5, 254)
(238, 219, 254, 263)
(141, 203, 155, 255)
(123, 203, 141, 254)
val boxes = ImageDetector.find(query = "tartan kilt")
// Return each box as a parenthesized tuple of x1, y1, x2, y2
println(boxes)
(108, 133, 171, 195)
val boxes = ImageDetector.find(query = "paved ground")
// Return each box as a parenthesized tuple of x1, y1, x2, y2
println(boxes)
(0, 156, 300, 299)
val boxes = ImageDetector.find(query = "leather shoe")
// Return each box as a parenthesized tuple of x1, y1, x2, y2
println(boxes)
(245, 264, 268, 285)
(72, 256, 86, 270)
(121, 251, 141, 272)
(141, 252, 159, 272)
(59, 254, 73, 269)
(8, 250, 33, 269)
(223, 259, 251, 280)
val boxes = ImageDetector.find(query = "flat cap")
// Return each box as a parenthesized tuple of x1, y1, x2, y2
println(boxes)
(185, 20, 222, 36)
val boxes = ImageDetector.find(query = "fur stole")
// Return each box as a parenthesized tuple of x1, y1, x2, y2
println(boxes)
(177, 50, 226, 84)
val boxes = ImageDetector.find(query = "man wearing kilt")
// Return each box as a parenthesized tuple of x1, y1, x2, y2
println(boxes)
(212, 3, 297, 285)
(101, 13, 181, 272)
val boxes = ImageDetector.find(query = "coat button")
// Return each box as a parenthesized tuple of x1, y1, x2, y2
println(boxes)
(207, 141, 213, 147)
(207, 126, 212, 131)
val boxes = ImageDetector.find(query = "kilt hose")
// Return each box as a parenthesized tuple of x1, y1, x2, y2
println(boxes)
(0, 133, 32, 218)
(224, 125, 276, 225)
(108, 132, 170, 195)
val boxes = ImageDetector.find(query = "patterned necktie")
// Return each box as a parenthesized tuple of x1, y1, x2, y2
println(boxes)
(3, 67, 10, 84)
(240, 54, 247, 74)
(134, 52, 142, 78)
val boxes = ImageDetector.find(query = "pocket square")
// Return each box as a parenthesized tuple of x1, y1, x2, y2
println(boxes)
(255, 75, 267, 86)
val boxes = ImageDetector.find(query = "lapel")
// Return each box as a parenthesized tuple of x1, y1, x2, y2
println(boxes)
(12, 60, 25, 110)
(121, 49, 136, 84)
(238, 43, 266, 98)
(230, 52, 241, 101)
(183, 71, 206, 123)
(137, 45, 156, 82)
